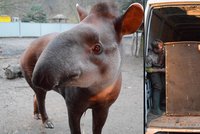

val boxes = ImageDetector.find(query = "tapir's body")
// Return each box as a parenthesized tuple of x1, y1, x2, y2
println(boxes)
(20, 2, 143, 134)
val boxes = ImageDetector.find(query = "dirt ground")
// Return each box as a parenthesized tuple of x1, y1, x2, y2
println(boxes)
(0, 38, 143, 134)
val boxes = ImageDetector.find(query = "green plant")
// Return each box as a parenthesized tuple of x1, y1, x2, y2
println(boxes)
(22, 4, 47, 23)
(120, 0, 143, 13)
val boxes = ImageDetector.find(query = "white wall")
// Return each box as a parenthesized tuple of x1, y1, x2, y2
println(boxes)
(0, 22, 76, 37)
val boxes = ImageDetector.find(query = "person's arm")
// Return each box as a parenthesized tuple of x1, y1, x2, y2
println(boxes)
(145, 67, 165, 73)
(145, 52, 165, 73)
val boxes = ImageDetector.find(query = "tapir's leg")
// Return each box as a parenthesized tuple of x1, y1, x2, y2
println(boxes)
(21, 69, 54, 128)
(92, 106, 109, 134)
(67, 108, 84, 134)
(33, 94, 41, 119)
(35, 90, 54, 128)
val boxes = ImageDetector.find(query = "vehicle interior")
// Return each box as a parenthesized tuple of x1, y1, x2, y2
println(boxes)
(147, 4, 200, 47)
(146, 3, 200, 125)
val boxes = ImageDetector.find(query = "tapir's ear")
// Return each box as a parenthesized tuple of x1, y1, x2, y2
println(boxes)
(117, 3, 144, 35)
(76, 4, 88, 21)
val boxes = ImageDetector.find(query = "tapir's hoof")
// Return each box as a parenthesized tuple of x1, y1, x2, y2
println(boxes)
(34, 113, 41, 120)
(44, 120, 54, 129)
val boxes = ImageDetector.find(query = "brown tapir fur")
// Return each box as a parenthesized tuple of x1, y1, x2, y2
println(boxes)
(20, 1, 143, 134)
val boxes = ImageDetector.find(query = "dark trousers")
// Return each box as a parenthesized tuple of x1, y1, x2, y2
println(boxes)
(149, 72, 165, 91)
(149, 72, 165, 107)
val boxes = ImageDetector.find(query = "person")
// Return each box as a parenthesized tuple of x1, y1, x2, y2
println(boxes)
(145, 39, 165, 115)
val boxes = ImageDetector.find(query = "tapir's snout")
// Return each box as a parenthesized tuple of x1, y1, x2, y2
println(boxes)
(31, 41, 83, 91)
(32, 64, 82, 90)
(32, 63, 57, 90)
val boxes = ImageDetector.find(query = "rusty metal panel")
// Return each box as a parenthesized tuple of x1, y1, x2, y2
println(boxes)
(166, 41, 200, 115)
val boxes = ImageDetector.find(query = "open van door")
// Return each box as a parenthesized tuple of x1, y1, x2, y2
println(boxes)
(145, 0, 200, 133)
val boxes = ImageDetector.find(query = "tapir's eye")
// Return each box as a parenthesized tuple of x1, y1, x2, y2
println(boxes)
(92, 44, 103, 55)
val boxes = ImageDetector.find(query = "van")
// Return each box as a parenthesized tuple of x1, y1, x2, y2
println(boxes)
(145, 0, 200, 133)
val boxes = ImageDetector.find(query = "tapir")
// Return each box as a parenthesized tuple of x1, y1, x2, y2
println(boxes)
(20, 1, 143, 134)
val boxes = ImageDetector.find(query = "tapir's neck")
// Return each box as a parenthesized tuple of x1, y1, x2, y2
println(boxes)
(87, 71, 122, 95)
(56, 72, 122, 104)
(89, 72, 122, 103)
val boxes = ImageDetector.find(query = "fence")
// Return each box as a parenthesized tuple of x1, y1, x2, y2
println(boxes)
(0, 22, 76, 37)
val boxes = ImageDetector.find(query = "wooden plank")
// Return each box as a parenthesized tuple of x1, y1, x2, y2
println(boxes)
(165, 41, 200, 115)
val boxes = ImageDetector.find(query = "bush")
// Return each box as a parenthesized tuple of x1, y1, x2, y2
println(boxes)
(120, 0, 143, 13)
(22, 4, 47, 23)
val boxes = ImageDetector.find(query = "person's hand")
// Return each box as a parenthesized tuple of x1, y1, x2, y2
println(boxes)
(159, 68, 165, 72)
(145, 67, 165, 73)
(145, 68, 153, 73)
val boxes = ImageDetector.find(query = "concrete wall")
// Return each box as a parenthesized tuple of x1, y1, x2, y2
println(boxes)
(0, 22, 76, 37)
